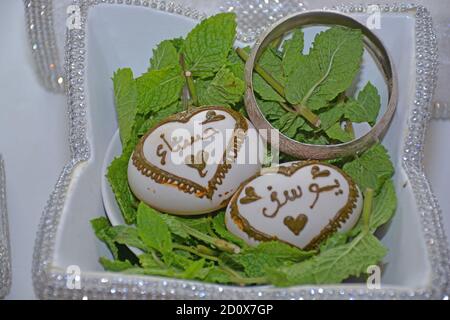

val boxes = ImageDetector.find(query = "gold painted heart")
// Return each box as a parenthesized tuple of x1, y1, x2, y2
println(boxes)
(132, 106, 248, 199)
(228, 161, 363, 250)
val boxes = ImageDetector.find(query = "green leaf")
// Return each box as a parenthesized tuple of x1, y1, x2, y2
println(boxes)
(112, 68, 138, 146)
(149, 40, 179, 71)
(158, 214, 190, 239)
(251, 241, 315, 261)
(99, 257, 134, 272)
(182, 259, 206, 278)
(282, 29, 304, 76)
(273, 112, 305, 139)
(257, 99, 287, 121)
(349, 179, 397, 236)
(197, 67, 245, 107)
(137, 101, 182, 136)
(182, 13, 237, 78)
(345, 82, 381, 125)
(204, 266, 232, 284)
(91, 217, 119, 259)
(107, 154, 137, 225)
(343, 143, 394, 193)
(318, 103, 345, 130)
(224, 241, 314, 278)
(319, 232, 349, 251)
(136, 202, 172, 254)
(325, 122, 353, 143)
(267, 233, 387, 286)
(170, 37, 184, 51)
(139, 253, 164, 269)
(105, 225, 146, 251)
(253, 48, 285, 102)
(136, 66, 184, 116)
(211, 211, 248, 248)
(227, 47, 247, 80)
(285, 26, 363, 110)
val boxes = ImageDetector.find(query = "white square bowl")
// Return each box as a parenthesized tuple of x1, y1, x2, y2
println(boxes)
(32, 1, 450, 299)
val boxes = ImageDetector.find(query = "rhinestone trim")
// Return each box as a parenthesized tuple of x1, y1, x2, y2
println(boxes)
(32, 1, 450, 300)
(24, 0, 65, 93)
(0, 155, 12, 298)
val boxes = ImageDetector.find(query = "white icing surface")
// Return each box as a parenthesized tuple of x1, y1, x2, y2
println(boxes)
(225, 162, 363, 249)
(128, 108, 263, 215)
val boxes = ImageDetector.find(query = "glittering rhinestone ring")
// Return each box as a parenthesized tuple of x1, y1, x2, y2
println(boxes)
(244, 11, 398, 159)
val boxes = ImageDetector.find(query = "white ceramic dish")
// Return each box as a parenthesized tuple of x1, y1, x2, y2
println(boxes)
(32, 1, 449, 299)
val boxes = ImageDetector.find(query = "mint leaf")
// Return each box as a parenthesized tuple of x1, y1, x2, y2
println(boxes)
(107, 154, 137, 224)
(258, 100, 287, 121)
(211, 211, 248, 248)
(319, 232, 348, 251)
(349, 179, 397, 236)
(250, 241, 314, 261)
(139, 254, 164, 269)
(343, 143, 394, 193)
(268, 233, 387, 286)
(149, 40, 179, 71)
(272, 112, 305, 139)
(113, 68, 138, 146)
(182, 13, 237, 78)
(136, 66, 183, 116)
(91, 217, 119, 259)
(285, 26, 363, 110)
(182, 259, 206, 278)
(253, 48, 285, 102)
(105, 225, 146, 251)
(224, 241, 314, 278)
(318, 103, 345, 130)
(325, 122, 353, 143)
(197, 67, 245, 107)
(136, 202, 172, 254)
(170, 37, 184, 51)
(99, 257, 134, 272)
(137, 101, 182, 136)
(282, 29, 304, 76)
(158, 214, 190, 239)
(345, 82, 381, 125)
(204, 266, 232, 284)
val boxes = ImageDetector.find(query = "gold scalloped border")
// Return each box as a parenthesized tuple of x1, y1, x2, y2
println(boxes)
(132, 106, 248, 199)
(229, 161, 360, 250)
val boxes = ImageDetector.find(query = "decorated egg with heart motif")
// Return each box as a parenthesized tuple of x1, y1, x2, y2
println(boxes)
(127, 106, 264, 215)
(225, 161, 363, 249)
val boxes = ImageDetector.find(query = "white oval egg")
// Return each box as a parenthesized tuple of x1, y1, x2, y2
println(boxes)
(225, 161, 363, 250)
(127, 106, 264, 215)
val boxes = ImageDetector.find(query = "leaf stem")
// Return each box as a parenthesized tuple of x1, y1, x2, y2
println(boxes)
(270, 36, 284, 51)
(179, 54, 198, 108)
(173, 243, 220, 262)
(149, 248, 166, 268)
(219, 264, 267, 285)
(183, 224, 241, 254)
(362, 188, 374, 234)
(235, 47, 320, 128)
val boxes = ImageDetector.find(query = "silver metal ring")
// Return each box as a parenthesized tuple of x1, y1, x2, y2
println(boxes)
(244, 10, 398, 159)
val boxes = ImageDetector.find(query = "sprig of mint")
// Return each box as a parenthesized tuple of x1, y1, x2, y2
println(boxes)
(236, 26, 381, 144)
(93, 14, 398, 287)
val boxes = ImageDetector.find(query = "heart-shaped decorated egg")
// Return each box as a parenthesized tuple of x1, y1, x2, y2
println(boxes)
(128, 106, 263, 215)
(225, 161, 363, 250)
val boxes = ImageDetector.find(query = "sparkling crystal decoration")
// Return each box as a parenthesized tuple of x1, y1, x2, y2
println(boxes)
(0, 155, 11, 299)
(24, 0, 65, 93)
(220, 0, 306, 42)
(31, 1, 450, 300)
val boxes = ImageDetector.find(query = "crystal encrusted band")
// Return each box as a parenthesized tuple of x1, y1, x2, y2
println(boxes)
(32, 2, 450, 300)
(0, 155, 11, 299)
(24, 0, 65, 93)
